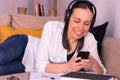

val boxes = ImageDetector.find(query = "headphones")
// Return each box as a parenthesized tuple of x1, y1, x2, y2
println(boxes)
(64, 0, 97, 28)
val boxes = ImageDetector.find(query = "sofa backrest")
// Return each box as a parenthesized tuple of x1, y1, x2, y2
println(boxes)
(0, 14, 11, 25)
(0, 14, 64, 29)
(11, 14, 64, 29)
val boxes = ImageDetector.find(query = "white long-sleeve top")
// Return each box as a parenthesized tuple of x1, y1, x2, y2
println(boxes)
(22, 35, 41, 72)
(35, 21, 106, 73)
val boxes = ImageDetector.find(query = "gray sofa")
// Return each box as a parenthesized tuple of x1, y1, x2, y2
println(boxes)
(0, 14, 120, 79)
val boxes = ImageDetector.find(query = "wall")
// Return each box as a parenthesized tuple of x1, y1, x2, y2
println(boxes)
(91, 0, 120, 39)
(111, 0, 120, 39)
(0, 0, 10, 14)
(0, 0, 32, 15)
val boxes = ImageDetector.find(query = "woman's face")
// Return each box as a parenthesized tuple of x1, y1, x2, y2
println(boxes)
(68, 8, 93, 42)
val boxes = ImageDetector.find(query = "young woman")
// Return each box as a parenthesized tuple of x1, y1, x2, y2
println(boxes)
(36, 0, 106, 74)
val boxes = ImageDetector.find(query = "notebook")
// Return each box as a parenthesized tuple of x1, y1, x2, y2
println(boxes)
(60, 72, 116, 80)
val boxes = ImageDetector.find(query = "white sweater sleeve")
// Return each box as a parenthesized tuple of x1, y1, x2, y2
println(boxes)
(35, 21, 65, 72)
(36, 21, 53, 72)
(22, 35, 41, 72)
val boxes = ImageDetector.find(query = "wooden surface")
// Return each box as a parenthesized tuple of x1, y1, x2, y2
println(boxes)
(0, 72, 30, 80)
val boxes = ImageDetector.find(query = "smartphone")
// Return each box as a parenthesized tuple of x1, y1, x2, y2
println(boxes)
(76, 51, 90, 63)
(77, 51, 90, 59)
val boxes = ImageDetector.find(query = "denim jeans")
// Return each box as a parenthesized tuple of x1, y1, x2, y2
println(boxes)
(0, 34, 28, 75)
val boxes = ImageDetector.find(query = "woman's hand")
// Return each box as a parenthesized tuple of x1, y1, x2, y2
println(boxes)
(83, 55, 104, 74)
(45, 57, 89, 73)
(64, 57, 89, 72)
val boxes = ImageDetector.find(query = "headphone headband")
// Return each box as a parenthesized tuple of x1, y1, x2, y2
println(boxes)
(68, 0, 88, 9)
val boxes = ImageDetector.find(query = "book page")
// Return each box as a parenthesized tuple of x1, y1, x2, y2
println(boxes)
(30, 72, 64, 80)
(60, 77, 90, 80)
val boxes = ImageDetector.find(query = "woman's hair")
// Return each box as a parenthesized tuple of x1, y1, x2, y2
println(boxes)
(62, 1, 95, 52)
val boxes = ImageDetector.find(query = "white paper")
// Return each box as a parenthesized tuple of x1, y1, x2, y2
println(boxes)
(60, 77, 90, 80)
(30, 72, 64, 80)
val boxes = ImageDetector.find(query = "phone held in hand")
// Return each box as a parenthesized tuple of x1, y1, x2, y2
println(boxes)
(76, 51, 90, 63)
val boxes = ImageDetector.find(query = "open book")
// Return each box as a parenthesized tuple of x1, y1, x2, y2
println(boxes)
(60, 72, 116, 80)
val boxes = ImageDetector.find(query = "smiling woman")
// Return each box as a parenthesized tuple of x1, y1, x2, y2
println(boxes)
(36, 0, 106, 74)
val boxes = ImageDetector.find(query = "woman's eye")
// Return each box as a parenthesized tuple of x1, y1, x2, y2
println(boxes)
(84, 23, 89, 26)
(84, 23, 91, 26)
(74, 20, 80, 23)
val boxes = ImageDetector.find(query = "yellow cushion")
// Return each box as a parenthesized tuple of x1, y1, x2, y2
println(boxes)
(0, 25, 13, 43)
(13, 28, 43, 37)
(0, 25, 43, 43)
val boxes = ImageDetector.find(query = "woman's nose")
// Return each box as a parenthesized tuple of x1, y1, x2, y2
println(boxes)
(78, 23, 84, 30)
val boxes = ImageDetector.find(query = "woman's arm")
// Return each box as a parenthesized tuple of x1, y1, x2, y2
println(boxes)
(36, 21, 65, 72)
(83, 33, 106, 74)
(45, 57, 89, 73)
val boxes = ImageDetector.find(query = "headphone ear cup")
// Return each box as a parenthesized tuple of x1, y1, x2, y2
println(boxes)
(90, 15, 96, 28)
(64, 9, 71, 22)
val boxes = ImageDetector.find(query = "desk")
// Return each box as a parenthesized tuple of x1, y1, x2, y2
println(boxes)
(0, 72, 63, 80)
(0, 72, 117, 80)
(0, 72, 30, 80)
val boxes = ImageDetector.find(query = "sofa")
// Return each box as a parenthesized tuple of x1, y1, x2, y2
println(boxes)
(0, 14, 120, 79)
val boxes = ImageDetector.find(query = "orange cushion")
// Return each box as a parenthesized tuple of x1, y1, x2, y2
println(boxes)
(0, 25, 43, 43)
(13, 28, 43, 37)
(0, 25, 13, 43)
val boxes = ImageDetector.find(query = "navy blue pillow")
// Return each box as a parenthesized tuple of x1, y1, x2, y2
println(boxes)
(90, 22, 108, 57)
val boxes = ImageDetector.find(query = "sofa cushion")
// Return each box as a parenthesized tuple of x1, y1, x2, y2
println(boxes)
(11, 14, 64, 29)
(0, 25, 13, 43)
(0, 25, 42, 43)
(102, 37, 120, 79)
(13, 28, 43, 38)
(0, 14, 11, 25)
(90, 22, 108, 57)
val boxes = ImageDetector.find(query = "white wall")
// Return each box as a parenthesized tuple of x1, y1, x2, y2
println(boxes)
(91, 0, 120, 39)
(112, 0, 120, 38)
(0, 0, 33, 15)
(0, 0, 10, 14)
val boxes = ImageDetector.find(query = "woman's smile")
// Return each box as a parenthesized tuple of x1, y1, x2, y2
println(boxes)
(73, 28, 83, 38)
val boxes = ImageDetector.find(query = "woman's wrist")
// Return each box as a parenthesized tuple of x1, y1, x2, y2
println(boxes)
(90, 63, 104, 74)
(62, 63, 70, 73)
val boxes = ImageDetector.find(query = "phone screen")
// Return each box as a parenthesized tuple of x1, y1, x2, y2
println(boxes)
(77, 51, 90, 59)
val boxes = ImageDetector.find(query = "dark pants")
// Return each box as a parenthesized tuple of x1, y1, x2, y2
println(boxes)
(0, 34, 28, 75)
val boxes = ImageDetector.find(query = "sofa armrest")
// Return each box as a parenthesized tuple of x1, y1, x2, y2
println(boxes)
(102, 36, 120, 79)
